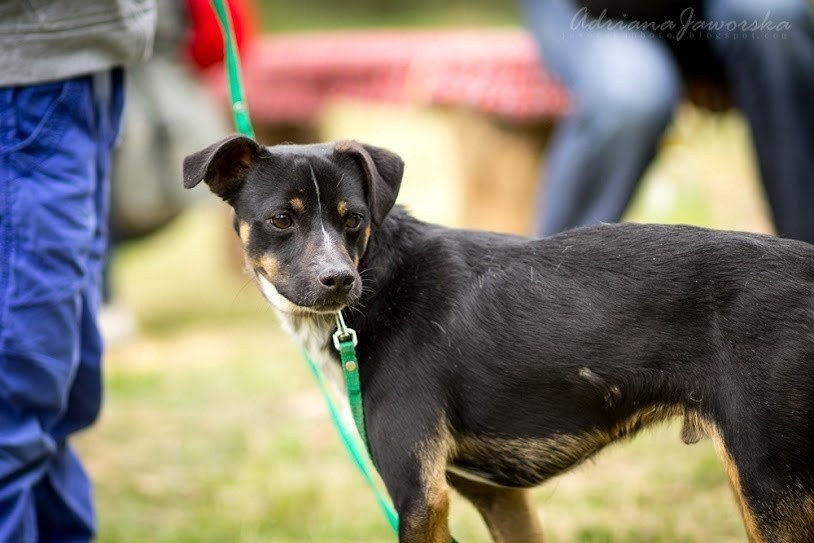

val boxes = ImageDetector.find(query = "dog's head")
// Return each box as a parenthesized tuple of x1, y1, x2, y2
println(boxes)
(182, 135, 404, 315)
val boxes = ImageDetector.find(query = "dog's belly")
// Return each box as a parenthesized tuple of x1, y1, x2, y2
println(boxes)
(450, 431, 611, 488)
(446, 463, 518, 488)
(450, 406, 683, 488)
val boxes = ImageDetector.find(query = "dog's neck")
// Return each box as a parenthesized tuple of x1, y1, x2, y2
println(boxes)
(354, 205, 420, 301)
(273, 309, 343, 388)
(275, 311, 335, 351)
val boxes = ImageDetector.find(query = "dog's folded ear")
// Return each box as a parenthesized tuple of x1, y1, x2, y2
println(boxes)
(182, 135, 264, 201)
(335, 141, 404, 227)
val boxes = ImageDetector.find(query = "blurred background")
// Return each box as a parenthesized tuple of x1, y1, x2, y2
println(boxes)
(76, 0, 787, 541)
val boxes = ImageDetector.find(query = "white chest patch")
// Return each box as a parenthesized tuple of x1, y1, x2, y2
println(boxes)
(257, 274, 345, 395)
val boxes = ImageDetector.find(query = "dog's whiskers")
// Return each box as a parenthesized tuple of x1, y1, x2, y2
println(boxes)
(358, 268, 380, 280)
(230, 276, 257, 312)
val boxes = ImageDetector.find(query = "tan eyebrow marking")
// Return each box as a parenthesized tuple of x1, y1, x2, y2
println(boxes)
(290, 197, 305, 214)
(361, 224, 372, 253)
(337, 200, 348, 217)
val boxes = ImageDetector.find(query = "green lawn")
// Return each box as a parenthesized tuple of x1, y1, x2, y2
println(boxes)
(74, 108, 764, 542)
(254, 0, 520, 32)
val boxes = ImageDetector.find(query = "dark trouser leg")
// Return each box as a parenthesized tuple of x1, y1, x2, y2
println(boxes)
(0, 70, 124, 542)
(706, 0, 814, 243)
(522, 0, 682, 236)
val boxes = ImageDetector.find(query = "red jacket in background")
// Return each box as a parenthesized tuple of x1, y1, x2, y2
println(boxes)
(183, 0, 258, 72)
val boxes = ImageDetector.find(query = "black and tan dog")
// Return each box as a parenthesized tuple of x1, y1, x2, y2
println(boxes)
(183, 135, 814, 543)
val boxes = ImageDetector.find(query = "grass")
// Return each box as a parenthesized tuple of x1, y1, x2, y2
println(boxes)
(74, 107, 764, 542)
(254, 0, 520, 32)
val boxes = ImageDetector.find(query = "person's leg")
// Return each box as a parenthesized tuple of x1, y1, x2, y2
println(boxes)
(0, 70, 123, 542)
(522, 0, 682, 236)
(36, 69, 125, 543)
(705, 0, 814, 244)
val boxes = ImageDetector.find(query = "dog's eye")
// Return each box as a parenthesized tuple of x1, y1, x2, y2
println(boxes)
(345, 213, 362, 230)
(269, 213, 293, 230)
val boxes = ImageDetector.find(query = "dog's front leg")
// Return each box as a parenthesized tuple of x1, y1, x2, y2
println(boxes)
(381, 451, 451, 543)
(396, 487, 451, 543)
(371, 419, 452, 542)
(447, 471, 544, 543)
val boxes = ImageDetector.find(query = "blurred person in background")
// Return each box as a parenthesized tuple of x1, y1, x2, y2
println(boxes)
(100, 0, 256, 342)
(522, 0, 814, 242)
(0, 2, 155, 541)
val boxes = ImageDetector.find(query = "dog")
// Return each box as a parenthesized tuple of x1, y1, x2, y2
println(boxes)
(183, 135, 814, 543)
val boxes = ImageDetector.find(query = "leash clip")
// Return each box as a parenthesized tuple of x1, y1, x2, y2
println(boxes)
(333, 311, 358, 351)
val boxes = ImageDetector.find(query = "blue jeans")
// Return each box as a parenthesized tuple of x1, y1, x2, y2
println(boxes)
(523, 0, 814, 242)
(0, 70, 124, 542)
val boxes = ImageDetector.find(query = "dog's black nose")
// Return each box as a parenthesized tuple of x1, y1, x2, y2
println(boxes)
(318, 270, 355, 293)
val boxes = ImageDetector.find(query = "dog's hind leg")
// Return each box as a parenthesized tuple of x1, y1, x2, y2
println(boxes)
(736, 472, 814, 543)
(766, 493, 814, 543)
(447, 471, 544, 543)
(708, 424, 814, 542)
(735, 474, 814, 542)
(707, 429, 765, 542)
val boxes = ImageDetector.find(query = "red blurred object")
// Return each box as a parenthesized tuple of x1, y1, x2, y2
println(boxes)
(204, 29, 570, 124)
(184, 0, 258, 71)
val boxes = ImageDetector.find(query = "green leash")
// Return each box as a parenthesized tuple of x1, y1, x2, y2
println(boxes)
(210, 0, 400, 536)
(332, 312, 368, 445)
(329, 312, 400, 531)
(210, 0, 254, 139)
